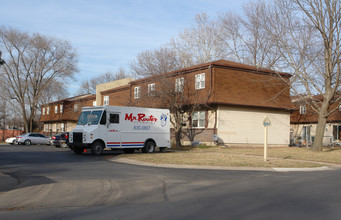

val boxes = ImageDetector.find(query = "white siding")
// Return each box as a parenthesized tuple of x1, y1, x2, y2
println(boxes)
(217, 106, 290, 145)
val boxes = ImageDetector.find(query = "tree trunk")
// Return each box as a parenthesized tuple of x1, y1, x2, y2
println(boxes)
(175, 130, 182, 148)
(175, 119, 183, 148)
(312, 112, 328, 152)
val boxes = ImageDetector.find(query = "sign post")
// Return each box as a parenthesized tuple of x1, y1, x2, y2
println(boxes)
(263, 116, 271, 161)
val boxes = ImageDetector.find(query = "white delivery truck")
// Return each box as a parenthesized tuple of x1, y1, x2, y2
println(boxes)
(68, 106, 170, 155)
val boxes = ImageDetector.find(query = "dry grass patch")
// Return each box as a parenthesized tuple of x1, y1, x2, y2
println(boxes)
(225, 146, 341, 164)
(117, 146, 329, 168)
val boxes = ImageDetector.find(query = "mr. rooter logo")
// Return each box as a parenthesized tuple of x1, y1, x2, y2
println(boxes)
(125, 113, 157, 123)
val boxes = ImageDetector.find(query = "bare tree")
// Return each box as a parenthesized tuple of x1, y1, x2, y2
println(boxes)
(77, 67, 129, 95)
(219, 1, 282, 69)
(130, 46, 180, 78)
(0, 27, 78, 132)
(170, 13, 227, 67)
(40, 80, 70, 105)
(130, 73, 212, 148)
(264, 0, 341, 151)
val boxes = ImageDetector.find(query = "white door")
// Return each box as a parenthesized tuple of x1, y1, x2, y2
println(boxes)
(106, 112, 121, 148)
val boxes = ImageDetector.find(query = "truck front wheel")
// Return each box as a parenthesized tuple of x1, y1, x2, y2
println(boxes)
(91, 141, 103, 156)
(142, 141, 155, 153)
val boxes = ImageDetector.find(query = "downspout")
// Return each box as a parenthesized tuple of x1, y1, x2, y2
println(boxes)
(207, 65, 217, 135)
(206, 65, 213, 102)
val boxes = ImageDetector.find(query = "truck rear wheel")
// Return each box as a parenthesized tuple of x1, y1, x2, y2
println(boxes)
(142, 141, 155, 153)
(91, 141, 103, 156)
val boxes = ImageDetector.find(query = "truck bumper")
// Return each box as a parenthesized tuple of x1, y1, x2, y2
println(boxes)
(67, 143, 92, 150)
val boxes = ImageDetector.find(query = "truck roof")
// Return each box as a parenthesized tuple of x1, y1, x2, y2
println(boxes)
(81, 105, 169, 112)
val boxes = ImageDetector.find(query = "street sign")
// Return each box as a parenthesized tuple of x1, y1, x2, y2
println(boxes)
(263, 116, 271, 161)
(263, 116, 271, 127)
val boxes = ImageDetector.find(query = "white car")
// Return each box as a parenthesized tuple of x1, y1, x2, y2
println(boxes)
(5, 137, 17, 145)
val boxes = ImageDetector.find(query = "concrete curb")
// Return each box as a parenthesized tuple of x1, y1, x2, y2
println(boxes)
(272, 166, 332, 172)
(110, 158, 336, 172)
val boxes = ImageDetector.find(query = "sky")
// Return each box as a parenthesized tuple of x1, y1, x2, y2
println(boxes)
(1, 0, 246, 95)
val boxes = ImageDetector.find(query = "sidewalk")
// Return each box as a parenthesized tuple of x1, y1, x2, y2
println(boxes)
(110, 157, 340, 172)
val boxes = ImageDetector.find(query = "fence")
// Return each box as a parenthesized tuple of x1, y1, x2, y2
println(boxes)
(0, 130, 24, 141)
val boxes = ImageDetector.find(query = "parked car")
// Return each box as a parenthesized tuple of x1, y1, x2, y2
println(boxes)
(5, 137, 17, 145)
(50, 132, 69, 148)
(16, 133, 50, 146)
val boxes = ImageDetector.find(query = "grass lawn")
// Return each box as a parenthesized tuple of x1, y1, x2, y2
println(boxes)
(117, 146, 341, 168)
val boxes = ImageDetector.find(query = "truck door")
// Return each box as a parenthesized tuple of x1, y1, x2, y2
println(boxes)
(106, 112, 121, 148)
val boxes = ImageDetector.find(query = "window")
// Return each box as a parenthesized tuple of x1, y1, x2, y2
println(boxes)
(148, 83, 155, 96)
(195, 73, 205, 90)
(100, 110, 107, 125)
(44, 124, 49, 132)
(74, 104, 79, 112)
(110, 114, 120, 124)
(47, 107, 50, 115)
(192, 111, 205, 128)
(93, 101, 97, 106)
(134, 86, 141, 99)
(299, 105, 306, 114)
(60, 123, 65, 132)
(175, 77, 184, 92)
(55, 105, 58, 114)
(60, 105, 63, 113)
(339, 103, 341, 111)
(42, 108, 45, 116)
(103, 96, 109, 105)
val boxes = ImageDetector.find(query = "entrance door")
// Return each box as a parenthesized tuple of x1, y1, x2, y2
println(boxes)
(333, 125, 341, 141)
(106, 112, 121, 148)
(302, 126, 311, 146)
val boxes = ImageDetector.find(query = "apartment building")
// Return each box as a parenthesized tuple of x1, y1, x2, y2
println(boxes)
(99, 60, 293, 146)
(291, 95, 341, 146)
(40, 94, 96, 135)
(40, 60, 293, 146)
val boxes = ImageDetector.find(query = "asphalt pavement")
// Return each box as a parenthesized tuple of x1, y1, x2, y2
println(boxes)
(2, 144, 341, 220)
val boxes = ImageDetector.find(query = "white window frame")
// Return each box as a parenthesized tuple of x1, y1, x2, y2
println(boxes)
(55, 105, 58, 114)
(60, 123, 65, 132)
(74, 104, 79, 112)
(175, 77, 184, 92)
(47, 107, 50, 115)
(44, 124, 49, 132)
(192, 111, 206, 128)
(60, 105, 63, 113)
(134, 86, 141, 99)
(299, 105, 306, 114)
(195, 73, 205, 90)
(148, 83, 155, 96)
(42, 108, 45, 116)
(93, 101, 97, 106)
(103, 96, 109, 105)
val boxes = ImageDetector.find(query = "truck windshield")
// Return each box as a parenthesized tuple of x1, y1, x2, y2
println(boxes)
(77, 110, 103, 125)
